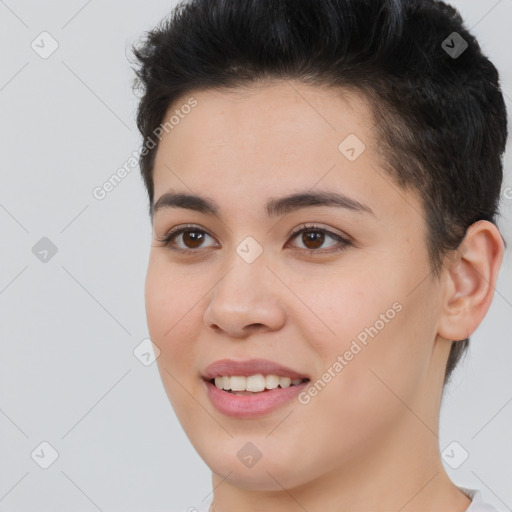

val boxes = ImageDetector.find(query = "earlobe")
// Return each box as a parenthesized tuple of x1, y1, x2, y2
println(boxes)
(437, 220, 505, 342)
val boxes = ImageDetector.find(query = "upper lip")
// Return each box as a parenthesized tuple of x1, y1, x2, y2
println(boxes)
(202, 358, 310, 380)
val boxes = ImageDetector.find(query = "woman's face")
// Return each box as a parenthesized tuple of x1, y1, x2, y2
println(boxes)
(145, 81, 446, 490)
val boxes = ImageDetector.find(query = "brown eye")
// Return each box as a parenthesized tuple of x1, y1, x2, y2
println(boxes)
(180, 230, 206, 249)
(287, 224, 352, 254)
(156, 225, 217, 252)
(156, 223, 352, 255)
(296, 230, 327, 250)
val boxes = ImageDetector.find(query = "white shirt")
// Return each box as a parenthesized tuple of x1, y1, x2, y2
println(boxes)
(461, 486, 501, 512)
(179, 486, 499, 512)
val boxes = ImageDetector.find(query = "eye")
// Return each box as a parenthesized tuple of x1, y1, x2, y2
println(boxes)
(155, 223, 352, 255)
(287, 223, 352, 254)
(155, 224, 218, 253)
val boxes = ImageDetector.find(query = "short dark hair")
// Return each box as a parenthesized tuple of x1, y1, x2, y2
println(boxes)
(130, 0, 508, 386)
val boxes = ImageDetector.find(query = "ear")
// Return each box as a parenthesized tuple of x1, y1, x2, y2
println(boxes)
(437, 220, 505, 342)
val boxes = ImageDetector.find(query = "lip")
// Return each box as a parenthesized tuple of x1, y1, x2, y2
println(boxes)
(202, 378, 309, 418)
(201, 358, 310, 380)
(201, 358, 310, 418)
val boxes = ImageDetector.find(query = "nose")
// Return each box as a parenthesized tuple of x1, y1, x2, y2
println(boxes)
(202, 258, 287, 339)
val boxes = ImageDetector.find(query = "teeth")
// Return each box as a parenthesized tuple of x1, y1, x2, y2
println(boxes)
(246, 374, 266, 392)
(279, 377, 292, 388)
(265, 375, 280, 389)
(212, 374, 306, 392)
(230, 376, 246, 391)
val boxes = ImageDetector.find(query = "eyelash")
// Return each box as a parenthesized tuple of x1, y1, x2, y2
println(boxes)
(155, 223, 352, 255)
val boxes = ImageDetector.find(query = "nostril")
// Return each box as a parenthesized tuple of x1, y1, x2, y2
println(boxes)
(248, 323, 264, 329)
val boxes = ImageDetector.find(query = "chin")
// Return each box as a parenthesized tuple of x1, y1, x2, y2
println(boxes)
(202, 440, 314, 491)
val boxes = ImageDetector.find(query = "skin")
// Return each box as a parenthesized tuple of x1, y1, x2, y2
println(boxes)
(144, 80, 504, 512)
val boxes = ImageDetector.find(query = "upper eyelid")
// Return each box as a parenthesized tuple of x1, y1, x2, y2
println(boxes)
(160, 222, 347, 238)
(289, 223, 349, 239)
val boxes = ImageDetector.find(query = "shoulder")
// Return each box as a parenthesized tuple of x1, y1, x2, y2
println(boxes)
(176, 490, 500, 512)
(459, 486, 501, 512)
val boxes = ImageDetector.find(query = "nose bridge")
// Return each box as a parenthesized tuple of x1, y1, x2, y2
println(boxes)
(214, 226, 270, 295)
(225, 245, 269, 296)
(203, 245, 285, 336)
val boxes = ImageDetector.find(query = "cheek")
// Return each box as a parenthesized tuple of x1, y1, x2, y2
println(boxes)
(145, 255, 198, 337)
(144, 257, 205, 384)
(145, 259, 205, 427)
(304, 269, 431, 413)
(301, 271, 392, 357)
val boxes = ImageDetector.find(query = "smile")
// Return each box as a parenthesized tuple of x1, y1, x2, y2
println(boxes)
(211, 374, 308, 394)
(201, 358, 311, 417)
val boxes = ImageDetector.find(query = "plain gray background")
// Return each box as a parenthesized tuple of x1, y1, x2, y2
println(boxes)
(0, 1, 511, 511)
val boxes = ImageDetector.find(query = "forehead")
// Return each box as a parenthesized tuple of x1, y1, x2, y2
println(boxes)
(156, 81, 373, 160)
(155, 82, 370, 178)
(151, 81, 422, 225)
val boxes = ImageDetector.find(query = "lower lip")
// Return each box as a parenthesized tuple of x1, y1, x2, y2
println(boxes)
(202, 379, 309, 418)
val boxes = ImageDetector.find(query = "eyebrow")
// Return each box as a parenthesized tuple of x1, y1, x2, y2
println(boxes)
(152, 190, 375, 218)
(153, 190, 375, 217)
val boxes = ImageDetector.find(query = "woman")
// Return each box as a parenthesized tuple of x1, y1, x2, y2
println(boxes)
(131, 0, 508, 510)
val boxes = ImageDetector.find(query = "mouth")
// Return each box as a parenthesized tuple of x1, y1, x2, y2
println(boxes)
(201, 358, 311, 417)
